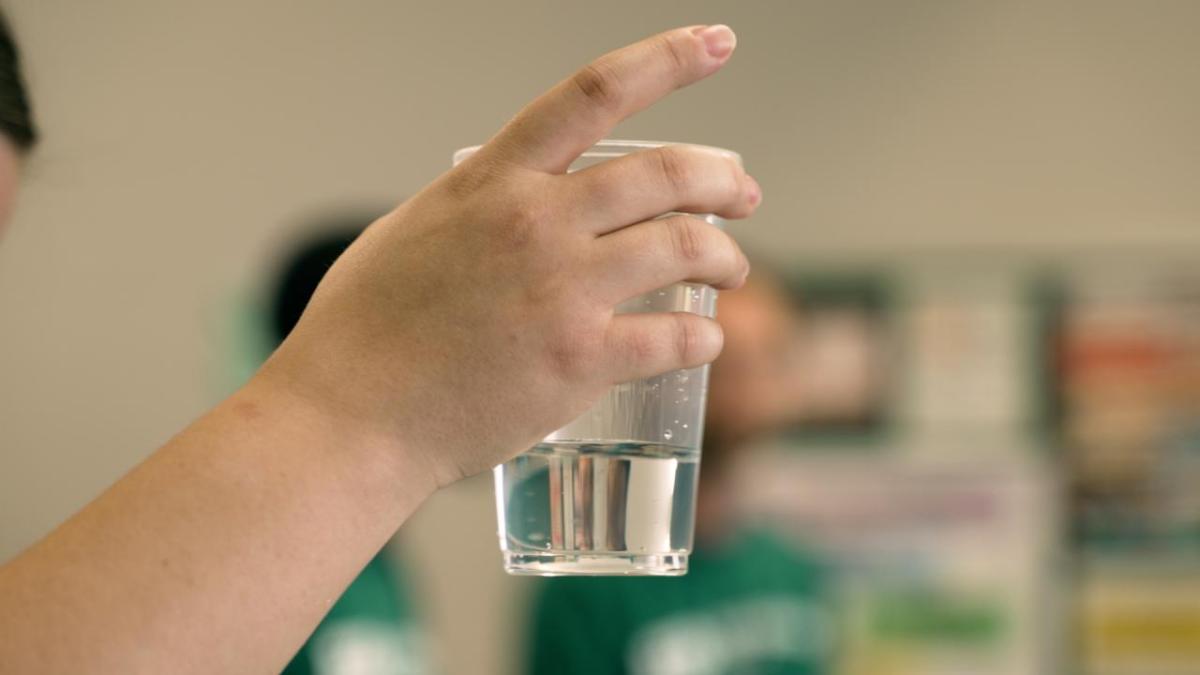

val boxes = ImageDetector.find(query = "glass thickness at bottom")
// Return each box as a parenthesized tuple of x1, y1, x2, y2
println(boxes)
(502, 551, 688, 576)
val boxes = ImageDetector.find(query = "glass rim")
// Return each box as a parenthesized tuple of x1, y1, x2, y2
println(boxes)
(452, 139, 740, 166)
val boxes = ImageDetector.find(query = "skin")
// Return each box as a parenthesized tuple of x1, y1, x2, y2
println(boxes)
(706, 274, 808, 454)
(0, 25, 759, 674)
(696, 274, 808, 541)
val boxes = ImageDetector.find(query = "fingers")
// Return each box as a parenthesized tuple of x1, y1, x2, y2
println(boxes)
(567, 144, 760, 233)
(605, 313, 724, 384)
(487, 25, 737, 173)
(590, 215, 749, 303)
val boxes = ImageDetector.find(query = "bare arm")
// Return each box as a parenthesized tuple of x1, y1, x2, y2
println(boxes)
(0, 378, 430, 673)
(0, 25, 756, 674)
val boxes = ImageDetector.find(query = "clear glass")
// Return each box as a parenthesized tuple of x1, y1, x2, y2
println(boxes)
(453, 140, 737, 575)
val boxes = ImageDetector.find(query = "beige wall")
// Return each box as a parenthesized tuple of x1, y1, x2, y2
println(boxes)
(2, 1, 1199, 673)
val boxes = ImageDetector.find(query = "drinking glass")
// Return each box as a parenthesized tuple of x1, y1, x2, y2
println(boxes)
(452, 140, 738, 575)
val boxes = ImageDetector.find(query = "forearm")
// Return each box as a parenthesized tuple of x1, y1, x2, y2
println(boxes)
(0, 374, 433, 674)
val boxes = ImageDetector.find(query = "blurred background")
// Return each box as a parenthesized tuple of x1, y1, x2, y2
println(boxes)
(2, 1, 1200, 673)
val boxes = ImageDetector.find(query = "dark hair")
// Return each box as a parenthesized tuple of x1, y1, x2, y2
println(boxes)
(268, 226, 363, 345)
(0, 11, 36, 151)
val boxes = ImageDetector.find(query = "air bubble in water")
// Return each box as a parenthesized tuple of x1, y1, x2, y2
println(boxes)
(683, 424, 689, 429)
(663, 429, 674, 440)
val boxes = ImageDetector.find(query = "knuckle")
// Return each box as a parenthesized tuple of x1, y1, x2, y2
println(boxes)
(441, 157, 501, 201)
(653, 147, 692, 194)
(666, 216, 708, 264)
(673, 313, 699, 363)
(546, 315, 604, 379)
(546, 338, 583, 378)
(578, 168, 620, 211)
(571, 62, 624, 113)
(501, 204, 539, 250)
(501, 185, 557, 251)
(512, 195, 549, 230)
(717, 230, 744, 274)
(724, 156, 746, 197)
(624, 328, 658, 364)
(654, 33, 690, 75)
(511, 219, 537, 250)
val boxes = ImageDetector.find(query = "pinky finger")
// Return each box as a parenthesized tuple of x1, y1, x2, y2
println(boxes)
(604, 312, 724, 384)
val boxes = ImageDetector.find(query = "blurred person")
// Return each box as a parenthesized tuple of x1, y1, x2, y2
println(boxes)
(0, 19, 761, 675)
(526, 271, 837, 675)
(0, 12, 33, 234)
(267, 228, 428, 675)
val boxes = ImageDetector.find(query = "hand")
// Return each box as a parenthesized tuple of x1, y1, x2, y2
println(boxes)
(261, 25, 760, 489)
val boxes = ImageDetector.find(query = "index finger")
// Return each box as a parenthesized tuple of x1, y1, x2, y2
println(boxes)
(486, 25, 737, 173)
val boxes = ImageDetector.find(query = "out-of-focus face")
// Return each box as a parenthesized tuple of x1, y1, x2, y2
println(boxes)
(0, 139, 20, 239)
(705, 273, 807, 453)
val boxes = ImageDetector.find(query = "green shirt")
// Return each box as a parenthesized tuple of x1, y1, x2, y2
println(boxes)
(526, 530, 836, 675)
(283, 552, 427, 675)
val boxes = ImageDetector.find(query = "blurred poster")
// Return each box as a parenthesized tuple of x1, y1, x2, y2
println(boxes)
(1079, 562, 1200, 675)
(1040, 269, 1200, 674)
(736, 451, 1053, 675)
(1044, 272, 1200, 554)
(905, 295, 1027, 439)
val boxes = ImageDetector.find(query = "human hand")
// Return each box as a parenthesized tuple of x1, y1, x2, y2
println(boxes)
(261, 25, 760, 489)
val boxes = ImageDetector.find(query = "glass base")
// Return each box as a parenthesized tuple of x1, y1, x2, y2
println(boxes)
(502, 551, 688, 576)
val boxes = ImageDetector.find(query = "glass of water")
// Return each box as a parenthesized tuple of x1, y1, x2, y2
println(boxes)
(452, 140, 737, 576)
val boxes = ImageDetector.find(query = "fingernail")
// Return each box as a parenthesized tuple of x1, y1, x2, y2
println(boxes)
(746, 175, 762, 206)
(692, 24, 736, 60)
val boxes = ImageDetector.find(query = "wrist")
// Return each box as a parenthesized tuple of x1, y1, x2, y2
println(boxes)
(241, 358, 440, 514)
